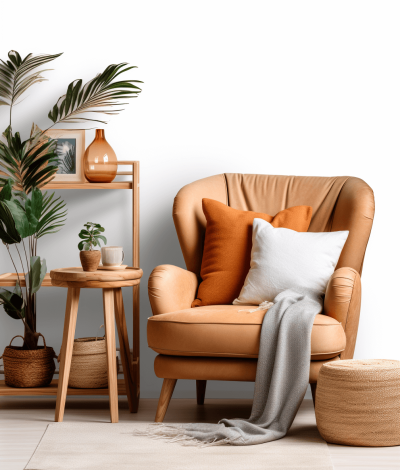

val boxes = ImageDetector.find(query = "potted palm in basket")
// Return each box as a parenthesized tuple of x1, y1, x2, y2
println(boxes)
(0, 50, 141, 387)
(0, 130, 66, 386)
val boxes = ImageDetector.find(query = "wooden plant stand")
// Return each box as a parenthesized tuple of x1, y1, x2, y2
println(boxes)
(0, 162, 141, 411)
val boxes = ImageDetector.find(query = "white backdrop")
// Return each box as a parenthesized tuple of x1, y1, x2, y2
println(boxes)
(0, 0, 399, 399)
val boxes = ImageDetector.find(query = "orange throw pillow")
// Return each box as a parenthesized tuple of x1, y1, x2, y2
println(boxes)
(192, 199, 312, 307)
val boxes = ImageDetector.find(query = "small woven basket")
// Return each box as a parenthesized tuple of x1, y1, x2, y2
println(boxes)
(68, 337, 108, 389)
(315, 359, 400, 447)
(1, 334, 56, 388)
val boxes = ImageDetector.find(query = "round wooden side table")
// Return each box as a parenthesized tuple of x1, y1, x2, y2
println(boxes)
(50, 267, 143, 423)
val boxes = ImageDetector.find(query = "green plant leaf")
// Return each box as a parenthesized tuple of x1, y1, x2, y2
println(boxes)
(4, 188, 43, 238)
(30, 256, 46, 294)
(24, 187, 43, 227)
(0, 178, 13, 201)
(3, 199, 30, 237)
(0, 199, 21, 244)
(0, 287, 24, 320)
(96, 235, 107, 245)
(30, 256, 40, 293)
(78, 240, 85, 251)
(0, 179, 22, 244)
(39, 258, 47, 290)
(15, 280, 22, 298)
(78, 231, 88, 239)
(0, 51, 62, 109)
(48, 63, 142, 126)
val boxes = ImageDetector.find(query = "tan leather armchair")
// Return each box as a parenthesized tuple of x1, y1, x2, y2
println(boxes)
(147, 174, 375, 422)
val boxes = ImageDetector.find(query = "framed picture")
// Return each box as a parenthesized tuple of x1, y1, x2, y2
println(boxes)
(45, 129, 86, 183)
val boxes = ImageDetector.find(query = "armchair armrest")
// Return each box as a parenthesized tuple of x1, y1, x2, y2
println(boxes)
(148, 264, 199, 316)
(324, 267, 361, 359)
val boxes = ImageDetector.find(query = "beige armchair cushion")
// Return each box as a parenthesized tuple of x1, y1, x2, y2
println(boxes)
(148, 305, 346, 360)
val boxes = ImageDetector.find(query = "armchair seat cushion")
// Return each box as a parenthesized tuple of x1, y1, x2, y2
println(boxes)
(148, 305, 346, 360)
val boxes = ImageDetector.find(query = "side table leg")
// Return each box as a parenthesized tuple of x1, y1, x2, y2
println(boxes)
(55, 288, 80, 422)
(103, 288, 119, 423)
(114, 288, 136, 413)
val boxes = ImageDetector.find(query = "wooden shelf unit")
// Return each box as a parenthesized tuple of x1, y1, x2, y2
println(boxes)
(0, 379, 127, 396)
(0, 273, 52, 287)
(0, 161, 140, 402)
(45, 182, 132, 190)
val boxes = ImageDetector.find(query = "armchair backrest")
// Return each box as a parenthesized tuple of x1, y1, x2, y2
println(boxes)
(173, 174, 375, 278)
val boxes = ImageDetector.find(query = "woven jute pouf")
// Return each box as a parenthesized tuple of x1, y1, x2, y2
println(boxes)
(1, 334, 56, 388)
(68, 337, 108, 389)
(315, 359, 400, 447)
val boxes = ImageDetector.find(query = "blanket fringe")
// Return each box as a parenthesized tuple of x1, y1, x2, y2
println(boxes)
(133, 423, 241, 447)
(239, 300, 274, 313)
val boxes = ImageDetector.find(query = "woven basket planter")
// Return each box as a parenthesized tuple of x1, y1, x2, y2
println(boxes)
(315, 359, 400, 447)
(1, 334, 56, 388)
(68, 337, 108, 389)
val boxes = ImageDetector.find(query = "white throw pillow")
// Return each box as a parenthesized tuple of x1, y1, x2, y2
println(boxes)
(233, 218, 349, 305)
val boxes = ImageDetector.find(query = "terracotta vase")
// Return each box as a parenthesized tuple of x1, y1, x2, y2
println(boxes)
(83, 129, 118, 183)
(80, 250, 101, 272)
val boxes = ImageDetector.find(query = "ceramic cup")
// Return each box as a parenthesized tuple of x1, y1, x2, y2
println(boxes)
(101, 246, 124, 266)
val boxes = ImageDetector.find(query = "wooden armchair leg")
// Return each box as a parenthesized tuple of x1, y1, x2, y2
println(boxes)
(310, 383, 317, 407)
(155, 378, 177, 422)
(196, 380, 207, 405)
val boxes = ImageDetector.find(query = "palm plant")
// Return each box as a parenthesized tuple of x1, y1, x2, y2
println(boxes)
(0, 50, 142, 349)
(0, 179, 67, 349)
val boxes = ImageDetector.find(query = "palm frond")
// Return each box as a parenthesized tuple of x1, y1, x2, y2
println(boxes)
(48, 63, 142, 126)
(0, 124, 59, 194)
(35, 191, 67, 238)
(0, 51, 62, 108)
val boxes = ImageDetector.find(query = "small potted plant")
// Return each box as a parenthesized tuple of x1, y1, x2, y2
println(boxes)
(78, 222, 107, 271)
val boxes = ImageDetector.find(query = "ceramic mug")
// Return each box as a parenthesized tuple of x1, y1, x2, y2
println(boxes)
(101, 246, 124, 266)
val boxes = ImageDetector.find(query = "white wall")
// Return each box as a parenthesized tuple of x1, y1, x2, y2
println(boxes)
(1, 0, 399, 399)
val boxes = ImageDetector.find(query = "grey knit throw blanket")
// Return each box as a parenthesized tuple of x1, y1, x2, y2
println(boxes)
(141, 288, 323, 446)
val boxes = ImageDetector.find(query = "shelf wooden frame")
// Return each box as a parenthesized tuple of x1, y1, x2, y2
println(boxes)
(0, 379, 127, 396)
(45, 182, 133, 189)
(0, 161, 140, 407)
